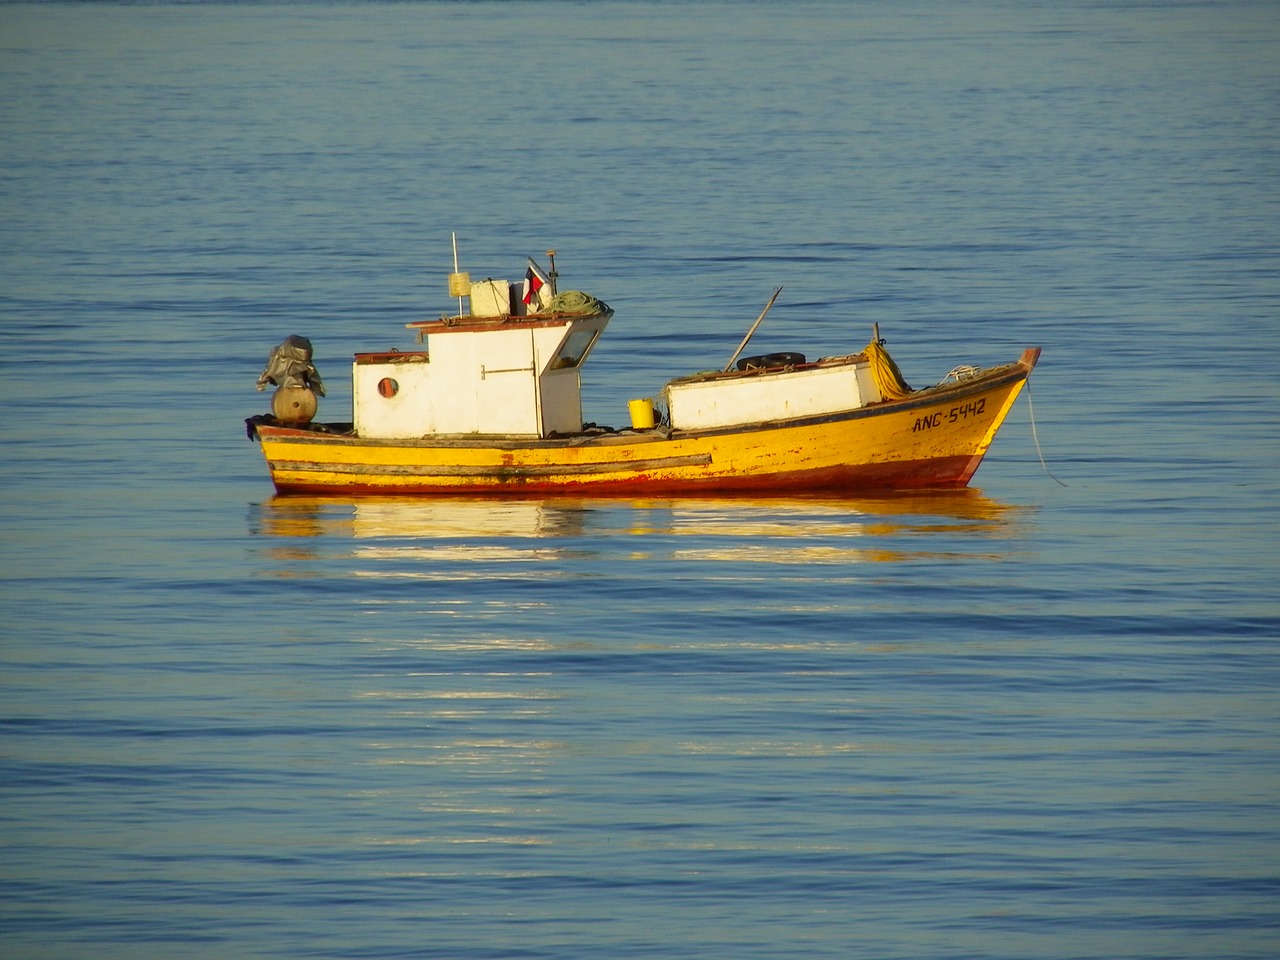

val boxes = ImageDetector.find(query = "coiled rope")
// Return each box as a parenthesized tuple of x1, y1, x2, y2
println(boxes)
(863, 338, 914, 401)
(548, 290, 612, 316)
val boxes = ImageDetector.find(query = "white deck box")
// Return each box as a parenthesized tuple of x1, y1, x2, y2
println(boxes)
(468, 278, 512, 318)
(665, 360, 880, 431)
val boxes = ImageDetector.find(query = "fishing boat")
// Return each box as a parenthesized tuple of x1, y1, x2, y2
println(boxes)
(246, 245, 1040, 496)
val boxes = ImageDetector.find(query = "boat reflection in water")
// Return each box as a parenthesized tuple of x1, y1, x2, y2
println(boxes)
(249, 490, 1027, 573)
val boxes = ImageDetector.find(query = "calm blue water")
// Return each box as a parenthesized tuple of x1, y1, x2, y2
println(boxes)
(2, 2, 1278, 957)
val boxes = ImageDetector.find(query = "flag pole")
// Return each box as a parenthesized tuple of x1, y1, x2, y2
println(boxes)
(546, 249, 558, 298)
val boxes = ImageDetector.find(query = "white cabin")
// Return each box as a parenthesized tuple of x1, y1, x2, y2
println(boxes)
(353, 310, 610, 440)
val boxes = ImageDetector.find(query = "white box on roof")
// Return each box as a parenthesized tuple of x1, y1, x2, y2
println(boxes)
(468, 278, 511, 318)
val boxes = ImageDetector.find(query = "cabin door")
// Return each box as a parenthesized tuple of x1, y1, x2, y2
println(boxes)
(472, 329, 541, 436)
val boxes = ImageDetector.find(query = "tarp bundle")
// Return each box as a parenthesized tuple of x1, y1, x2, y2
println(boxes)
(256, 335, 326, 396)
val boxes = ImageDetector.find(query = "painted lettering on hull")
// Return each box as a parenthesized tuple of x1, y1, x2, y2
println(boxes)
(948, 398, 987, 422)
(912, 398, 987, 433)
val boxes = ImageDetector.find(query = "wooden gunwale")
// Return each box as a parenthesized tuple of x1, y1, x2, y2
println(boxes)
(274, 453, 714, 478)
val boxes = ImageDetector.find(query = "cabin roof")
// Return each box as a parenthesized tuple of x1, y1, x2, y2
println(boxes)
(406, 310, 612, 336)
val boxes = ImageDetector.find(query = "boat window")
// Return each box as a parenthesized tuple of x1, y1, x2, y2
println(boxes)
(549, 327, 600, 369)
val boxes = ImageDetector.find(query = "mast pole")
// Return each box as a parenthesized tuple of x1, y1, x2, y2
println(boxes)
(452, 232, 463, 316)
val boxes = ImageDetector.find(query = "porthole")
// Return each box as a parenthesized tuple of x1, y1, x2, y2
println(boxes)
(377, 377, 399, 398)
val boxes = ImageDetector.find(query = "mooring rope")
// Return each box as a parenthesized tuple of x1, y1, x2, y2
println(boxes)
(1024, 378, 1067, 486)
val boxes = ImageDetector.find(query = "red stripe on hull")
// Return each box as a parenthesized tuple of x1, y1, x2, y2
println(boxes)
(269, 455, 980, 498)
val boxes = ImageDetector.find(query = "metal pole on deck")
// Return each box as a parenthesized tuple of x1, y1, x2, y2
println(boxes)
(724, 287, 783, 372)
(453, 233, 464, 316)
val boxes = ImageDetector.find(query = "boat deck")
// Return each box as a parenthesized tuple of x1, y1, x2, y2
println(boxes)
(248, 350, 1038, 448)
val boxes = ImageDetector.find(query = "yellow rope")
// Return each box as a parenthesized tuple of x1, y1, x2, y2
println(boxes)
(863, 339, 913, 401)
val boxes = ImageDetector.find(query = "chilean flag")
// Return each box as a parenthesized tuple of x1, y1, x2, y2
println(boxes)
(522, 259, 548, 306)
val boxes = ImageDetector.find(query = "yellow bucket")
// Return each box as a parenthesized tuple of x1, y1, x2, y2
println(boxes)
(628, 397, 656, 429)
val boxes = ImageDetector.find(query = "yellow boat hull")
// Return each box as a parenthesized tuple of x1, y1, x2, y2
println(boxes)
(252, 349, 1039, 496)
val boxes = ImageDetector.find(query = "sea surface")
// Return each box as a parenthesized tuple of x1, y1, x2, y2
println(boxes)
(1, 2, 1278, 958)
